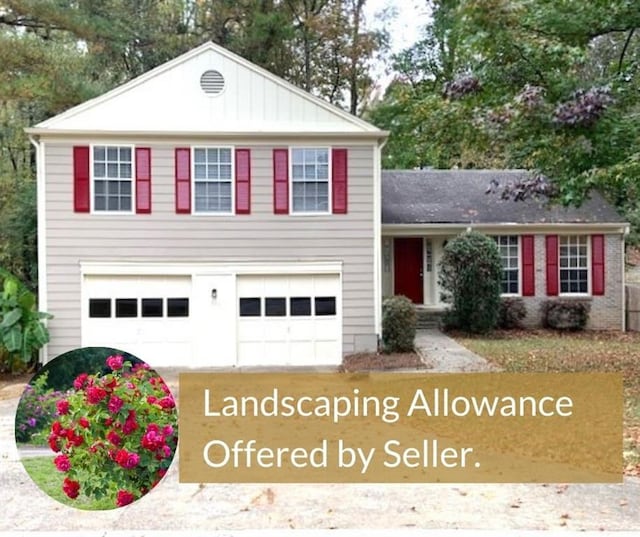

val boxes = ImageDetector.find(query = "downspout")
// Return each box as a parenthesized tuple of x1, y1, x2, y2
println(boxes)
(623, 225, 630, 331)
(29, 134, 48, 364)
(373, 136, 388, 345)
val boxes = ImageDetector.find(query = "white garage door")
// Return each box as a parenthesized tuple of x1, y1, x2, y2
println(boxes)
(82, 275, 192, 367)
(236, 274, 341, 367)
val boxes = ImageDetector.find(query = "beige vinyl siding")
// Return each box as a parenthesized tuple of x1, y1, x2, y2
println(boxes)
(44, 141, 376, 359)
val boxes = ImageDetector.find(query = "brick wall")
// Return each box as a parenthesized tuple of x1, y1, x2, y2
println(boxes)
(520, 233, 624, 330)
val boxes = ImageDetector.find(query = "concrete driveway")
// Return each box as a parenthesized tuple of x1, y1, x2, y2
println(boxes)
(2, 341, 640, 533)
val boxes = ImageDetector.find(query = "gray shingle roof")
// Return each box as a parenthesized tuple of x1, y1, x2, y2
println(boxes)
(381, 170, 625, 225)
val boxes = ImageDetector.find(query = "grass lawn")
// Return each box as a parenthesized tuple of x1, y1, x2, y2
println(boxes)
(21, 457, 116, 510)
(452, 329, 640, 476)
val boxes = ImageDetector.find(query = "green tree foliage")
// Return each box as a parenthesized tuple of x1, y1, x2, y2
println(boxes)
(368, 0, 640, 239)
(438, 232, 502, 334)
(0, 267, 51, 371)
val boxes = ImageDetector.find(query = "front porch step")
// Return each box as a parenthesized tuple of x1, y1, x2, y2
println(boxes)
(415, 309, 445, 329)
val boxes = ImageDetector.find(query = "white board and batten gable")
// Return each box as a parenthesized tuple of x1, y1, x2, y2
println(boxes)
(33, 41, 384, 137)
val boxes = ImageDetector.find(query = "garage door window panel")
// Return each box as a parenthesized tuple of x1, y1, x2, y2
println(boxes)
(265, 297, 286, 317)
(239, 298, 261, 317)
(290, 297, 312, 316)
(193, 147, 233, 213)
(115, 298, 137, 318)
(89, 299, 111, 318)
(93, 145, 133, 212)
(141, 298, 163, 317)
(167, 298, 189, 317)
(315, 296, 336, 316)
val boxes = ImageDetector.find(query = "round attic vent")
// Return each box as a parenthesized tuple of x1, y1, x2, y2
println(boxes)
(200, 70, 225, 95)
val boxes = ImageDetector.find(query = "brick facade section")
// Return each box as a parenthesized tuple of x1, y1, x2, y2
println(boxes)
(520, 234, 624, 330)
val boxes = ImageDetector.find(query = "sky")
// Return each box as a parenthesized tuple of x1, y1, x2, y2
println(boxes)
(363, 0, 432, 90)
(364, 0, 431, 53)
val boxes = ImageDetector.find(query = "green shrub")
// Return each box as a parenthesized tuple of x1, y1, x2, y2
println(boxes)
(498, 298, 527, 329)
(0, 267, 52, 372)
(15, 371, 66, 443)
(541, 299, 591, 330)
(438, 231, 503, 334)
(382, 295, 416, 352)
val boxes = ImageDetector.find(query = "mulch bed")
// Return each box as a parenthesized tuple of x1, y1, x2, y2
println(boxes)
(340, 352, 428, 372)
(0, 372, 31, 401)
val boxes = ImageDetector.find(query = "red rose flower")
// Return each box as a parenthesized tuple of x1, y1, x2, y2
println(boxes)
(107, 430, 122, 446)
(115, 449, 140, 469)
(141, 425, 165, 451)
(101, 376, 118, 391)
(62, 477, 80, 499)
(67, 430, 84, 447)
(86, 386, 107, 404)
(106, 355, 124, 371)
(162, 424, 174, 437)
(158, 396, 175, 409)
(73, 373, 88, 390)
(47, 433, 61, 453)
(51, 421, 65, 436)
(78, 417, 90, 429)
(107, 394, 124, 414)
(56, 399, 70, 415)
(146, 395, 157, 405)
(54, 454, 71, 472)
(116, 490, 135, 507)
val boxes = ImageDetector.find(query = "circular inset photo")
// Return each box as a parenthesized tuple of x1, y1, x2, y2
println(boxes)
(14, 347, 178, 509)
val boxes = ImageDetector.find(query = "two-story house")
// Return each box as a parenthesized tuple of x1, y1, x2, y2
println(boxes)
(28, 42, 628, 368)
(27, 42, 386, 368)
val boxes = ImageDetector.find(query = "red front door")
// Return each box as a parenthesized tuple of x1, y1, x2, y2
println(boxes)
(394, 237, 424, 303)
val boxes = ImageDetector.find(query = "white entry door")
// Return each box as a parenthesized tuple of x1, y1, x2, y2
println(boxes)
(236, 274, 341, 367)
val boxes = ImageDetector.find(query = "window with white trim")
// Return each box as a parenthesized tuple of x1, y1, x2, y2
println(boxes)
(559, 235, 588, 294)
(193, 147, 233, 213)
(93, 146, 133, 212)
(291, 148, 329, 213)
(494, 235, 519, 295)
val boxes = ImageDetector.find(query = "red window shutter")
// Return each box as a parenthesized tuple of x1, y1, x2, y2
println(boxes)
(273, 149, 289, 214)
(135, 147, 152, 214)
(521, 235, 535, 296)
(174, 148, 191, 214)
(545, 235, 559, 296)
(332, 148, 348, 214)
(235, 148, 251, 214)
(592, 234, 605, 295)
(73, 146, 90, 213)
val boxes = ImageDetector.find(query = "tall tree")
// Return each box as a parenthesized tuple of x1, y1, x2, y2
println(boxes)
(369, 0, 640, 240)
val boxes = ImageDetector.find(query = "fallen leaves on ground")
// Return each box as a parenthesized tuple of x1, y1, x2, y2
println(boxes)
(453, 329, 640, 476)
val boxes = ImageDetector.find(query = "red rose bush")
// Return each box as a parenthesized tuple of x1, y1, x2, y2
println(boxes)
(48, 356, 178, 508)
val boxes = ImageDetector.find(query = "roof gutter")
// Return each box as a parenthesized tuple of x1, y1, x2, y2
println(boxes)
(25, 128, 389, 142)
(382, 222, 630, 234)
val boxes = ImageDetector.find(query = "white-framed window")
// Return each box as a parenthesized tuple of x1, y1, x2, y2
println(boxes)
(92, 145, 134, 212)
(291, 147, 330, 213)
(559, 235, 589, 294)
(193, 147, 234, 213)
(494, 235, 520, 295)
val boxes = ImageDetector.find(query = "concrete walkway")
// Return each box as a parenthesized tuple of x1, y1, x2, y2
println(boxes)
(415, 329, 497, 372)
(2, 335, 640, 533)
